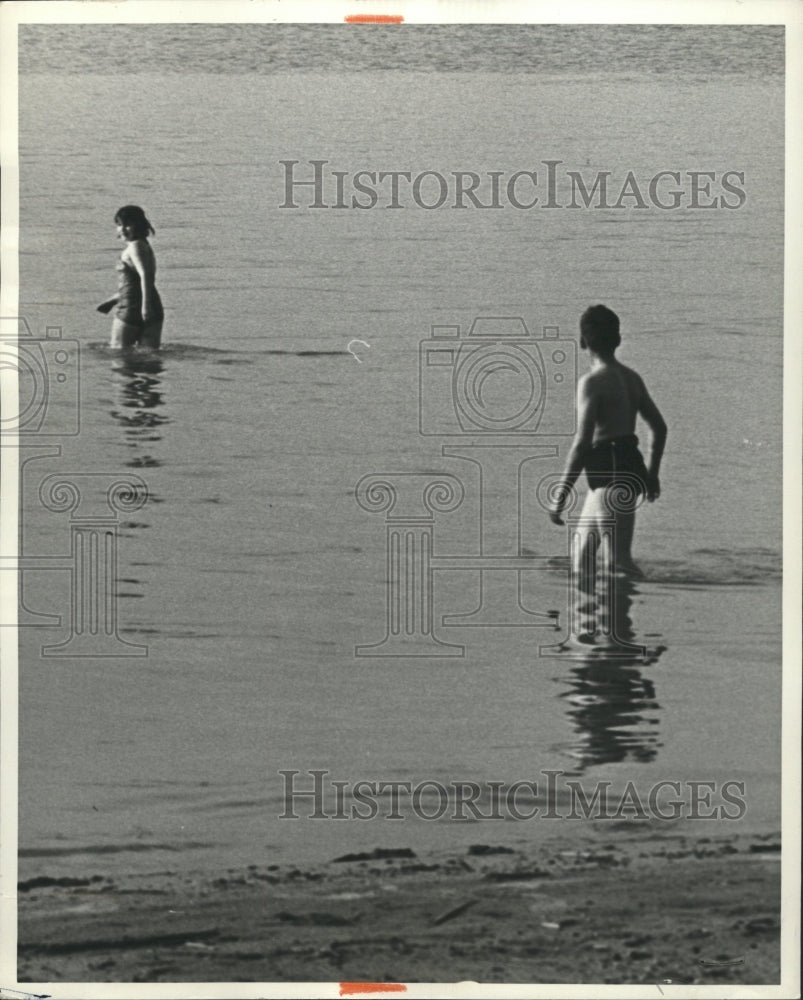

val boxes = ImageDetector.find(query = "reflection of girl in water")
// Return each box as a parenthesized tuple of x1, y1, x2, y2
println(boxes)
(97, 205, 164, 350)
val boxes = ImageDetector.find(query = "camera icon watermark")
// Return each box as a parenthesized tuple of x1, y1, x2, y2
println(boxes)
(0, 317, 80, 436)
(419, 317, 576, 437)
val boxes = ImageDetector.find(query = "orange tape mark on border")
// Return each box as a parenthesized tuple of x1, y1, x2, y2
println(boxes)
(344, 14, 404, 23)
(339, 985, 407, 996)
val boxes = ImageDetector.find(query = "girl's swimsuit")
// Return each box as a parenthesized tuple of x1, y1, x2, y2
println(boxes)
(584, 434, 648, 495)
(115, 255, 163, 328)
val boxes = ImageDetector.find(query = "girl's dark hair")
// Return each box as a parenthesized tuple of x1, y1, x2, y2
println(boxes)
(114, 205, 155, 239)
(580, 304, 621, 353)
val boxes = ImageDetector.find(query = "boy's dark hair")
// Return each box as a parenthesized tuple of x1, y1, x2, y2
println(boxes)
(114, 205, 155, 239)
(580, 304, 621, 353)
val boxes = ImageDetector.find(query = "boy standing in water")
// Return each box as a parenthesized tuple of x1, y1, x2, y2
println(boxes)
(549, 305, 667, 576)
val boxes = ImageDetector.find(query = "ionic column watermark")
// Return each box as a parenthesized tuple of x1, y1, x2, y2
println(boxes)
(354, 473, 464, 657)
(35, 473, 149, 657)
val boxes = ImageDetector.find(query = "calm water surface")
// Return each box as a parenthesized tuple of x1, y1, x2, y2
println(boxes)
(16, 26, 783, 877)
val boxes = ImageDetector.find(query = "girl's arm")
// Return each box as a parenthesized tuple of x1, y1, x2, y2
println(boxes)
(96, 296, 119, 314)
(126, 240, 157, 321)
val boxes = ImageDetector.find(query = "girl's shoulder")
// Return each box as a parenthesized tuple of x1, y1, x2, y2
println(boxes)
(125, 238, 155, 261)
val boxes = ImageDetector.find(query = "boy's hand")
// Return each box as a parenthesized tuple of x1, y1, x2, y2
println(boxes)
(548, 483, 572, 525)
(646, 473, 661, 502)
(96, 300, 115, 314)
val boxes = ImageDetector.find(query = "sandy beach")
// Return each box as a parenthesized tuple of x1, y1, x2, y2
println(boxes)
(18, 829, 780, 986)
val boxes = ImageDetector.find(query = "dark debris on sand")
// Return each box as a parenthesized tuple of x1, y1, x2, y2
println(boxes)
(17, 832, 781, 985)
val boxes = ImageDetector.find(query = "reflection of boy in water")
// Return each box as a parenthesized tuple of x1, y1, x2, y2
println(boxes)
(549, 305, 667, 576)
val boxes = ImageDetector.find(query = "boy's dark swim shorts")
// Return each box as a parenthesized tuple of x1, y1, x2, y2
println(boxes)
(584, 435, 649, 495)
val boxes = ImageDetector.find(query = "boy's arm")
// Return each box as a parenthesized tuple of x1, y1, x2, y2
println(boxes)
(638, 380, 667, 501)
(549, 376, 596, 525)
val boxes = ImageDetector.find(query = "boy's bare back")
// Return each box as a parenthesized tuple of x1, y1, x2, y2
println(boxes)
(582, 361, 650, 444)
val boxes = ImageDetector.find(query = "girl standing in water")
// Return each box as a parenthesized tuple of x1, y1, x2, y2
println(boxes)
(97, 205, 164, 349)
